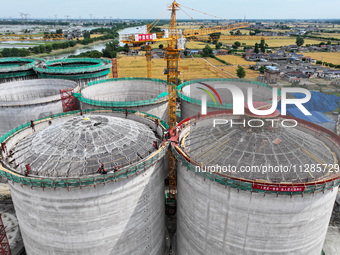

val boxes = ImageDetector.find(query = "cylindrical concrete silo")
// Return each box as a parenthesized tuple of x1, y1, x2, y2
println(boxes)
(172, 111, 340, 255)
(34, 58, 111, 88)
(77, 78, 169, 122)
(0, 58, 38, 84)
(0, 109, 168, 255)
(0, 79, 78, 137)
(177, 78, 279, 120)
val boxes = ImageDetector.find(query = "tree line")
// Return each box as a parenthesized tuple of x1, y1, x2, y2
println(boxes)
(0, 27, 124, 58)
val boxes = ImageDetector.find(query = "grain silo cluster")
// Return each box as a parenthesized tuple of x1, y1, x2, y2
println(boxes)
(0, 59, 339, 255)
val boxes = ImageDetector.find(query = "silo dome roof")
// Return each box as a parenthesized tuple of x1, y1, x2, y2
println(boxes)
(12, 115, 157, 177)
(182, 117, 337, 183)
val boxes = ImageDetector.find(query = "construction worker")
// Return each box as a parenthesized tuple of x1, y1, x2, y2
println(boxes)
(1, 142, 6, 154)
(25, 164, 31, 177)
(30, 120, 35, 131)
(164, 130, 169, 140)
(153, 141, 158, 150)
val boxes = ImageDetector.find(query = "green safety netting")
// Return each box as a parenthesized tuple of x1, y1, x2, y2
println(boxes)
(78, 77, 169, 107)
(170, 144, 340, 196)
(34, 58, 112, 74)
(177, 78, 281, 109)
(87, 77, 167, 86)
(0, 58, 36, 72)
(0, 70, 36, 79)
(39, 69, 110, 80)
(0, 108, 169, 188)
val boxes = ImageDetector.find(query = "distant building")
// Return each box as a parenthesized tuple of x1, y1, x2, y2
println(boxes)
(264, 68, 280, 84)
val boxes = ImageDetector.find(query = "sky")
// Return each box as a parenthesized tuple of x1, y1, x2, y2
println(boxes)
(1, 0, 339, 20)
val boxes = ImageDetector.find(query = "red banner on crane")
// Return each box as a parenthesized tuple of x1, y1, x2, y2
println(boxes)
(136, 34, 155, 42)
(252, 184, 305, 192)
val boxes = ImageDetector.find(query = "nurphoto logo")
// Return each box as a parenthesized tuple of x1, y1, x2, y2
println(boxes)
(200, 85, 312, 117)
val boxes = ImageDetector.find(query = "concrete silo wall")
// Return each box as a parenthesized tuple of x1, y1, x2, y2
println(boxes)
(81, 101, 169, 123)
(0, 79, 78, 136)
(79, 78, 169, 122)
(9, 157, 167, 255)
(0, 101, 63, 136)
(176, 164, 337, 255)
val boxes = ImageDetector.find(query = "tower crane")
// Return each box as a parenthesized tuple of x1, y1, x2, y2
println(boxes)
(121, 1, 249, 204)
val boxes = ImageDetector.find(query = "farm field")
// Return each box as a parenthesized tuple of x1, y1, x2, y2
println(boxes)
(117, 56, 235, 80)
(306, 52, 340, 65)
(205, 58, 259, 79)
(219, 38, 323, 47)
(218, 55, 255, 65)
(308, 33, 340, 39)
(195, 35, 323, 47)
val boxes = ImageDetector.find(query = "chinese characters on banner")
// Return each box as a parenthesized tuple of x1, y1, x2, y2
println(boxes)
(135, 34, 156, 41)
(252, 184, 305, 192)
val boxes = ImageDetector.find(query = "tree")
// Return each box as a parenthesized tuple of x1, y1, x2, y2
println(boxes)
(83, 31, 91, 40)
(254, 43, 259, 54)
(236, 65, 246, 79)
(102, 40, 119, 58)
(45, 45, 53, 53)
(259, 66, 265, 73)
(260, 39, 266, 52)
(229, 31, 234, 35)
(202, 45, 213, 57)
(296, 36, 304, 47)
(56, 29, 63, 34)
(215, 42, 222, 50)
(232, 41, 241, 49)
(208, 32, 221, 44)
(235, 30, 242, 36)
(159, 44, 163, 49)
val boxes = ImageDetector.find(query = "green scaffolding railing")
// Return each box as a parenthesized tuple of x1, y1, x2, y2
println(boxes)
(170, 144, 340, 196)
(0, 108, 169, 189)
(0, 58, 36, 72)
(38, 69, 111, 80)
(34, 58, 112, 74)
(0, 70, 36, 79)
(77, 77, 169, 107)
(87, 77, 168, 87)
(177, 78, 281, 109)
